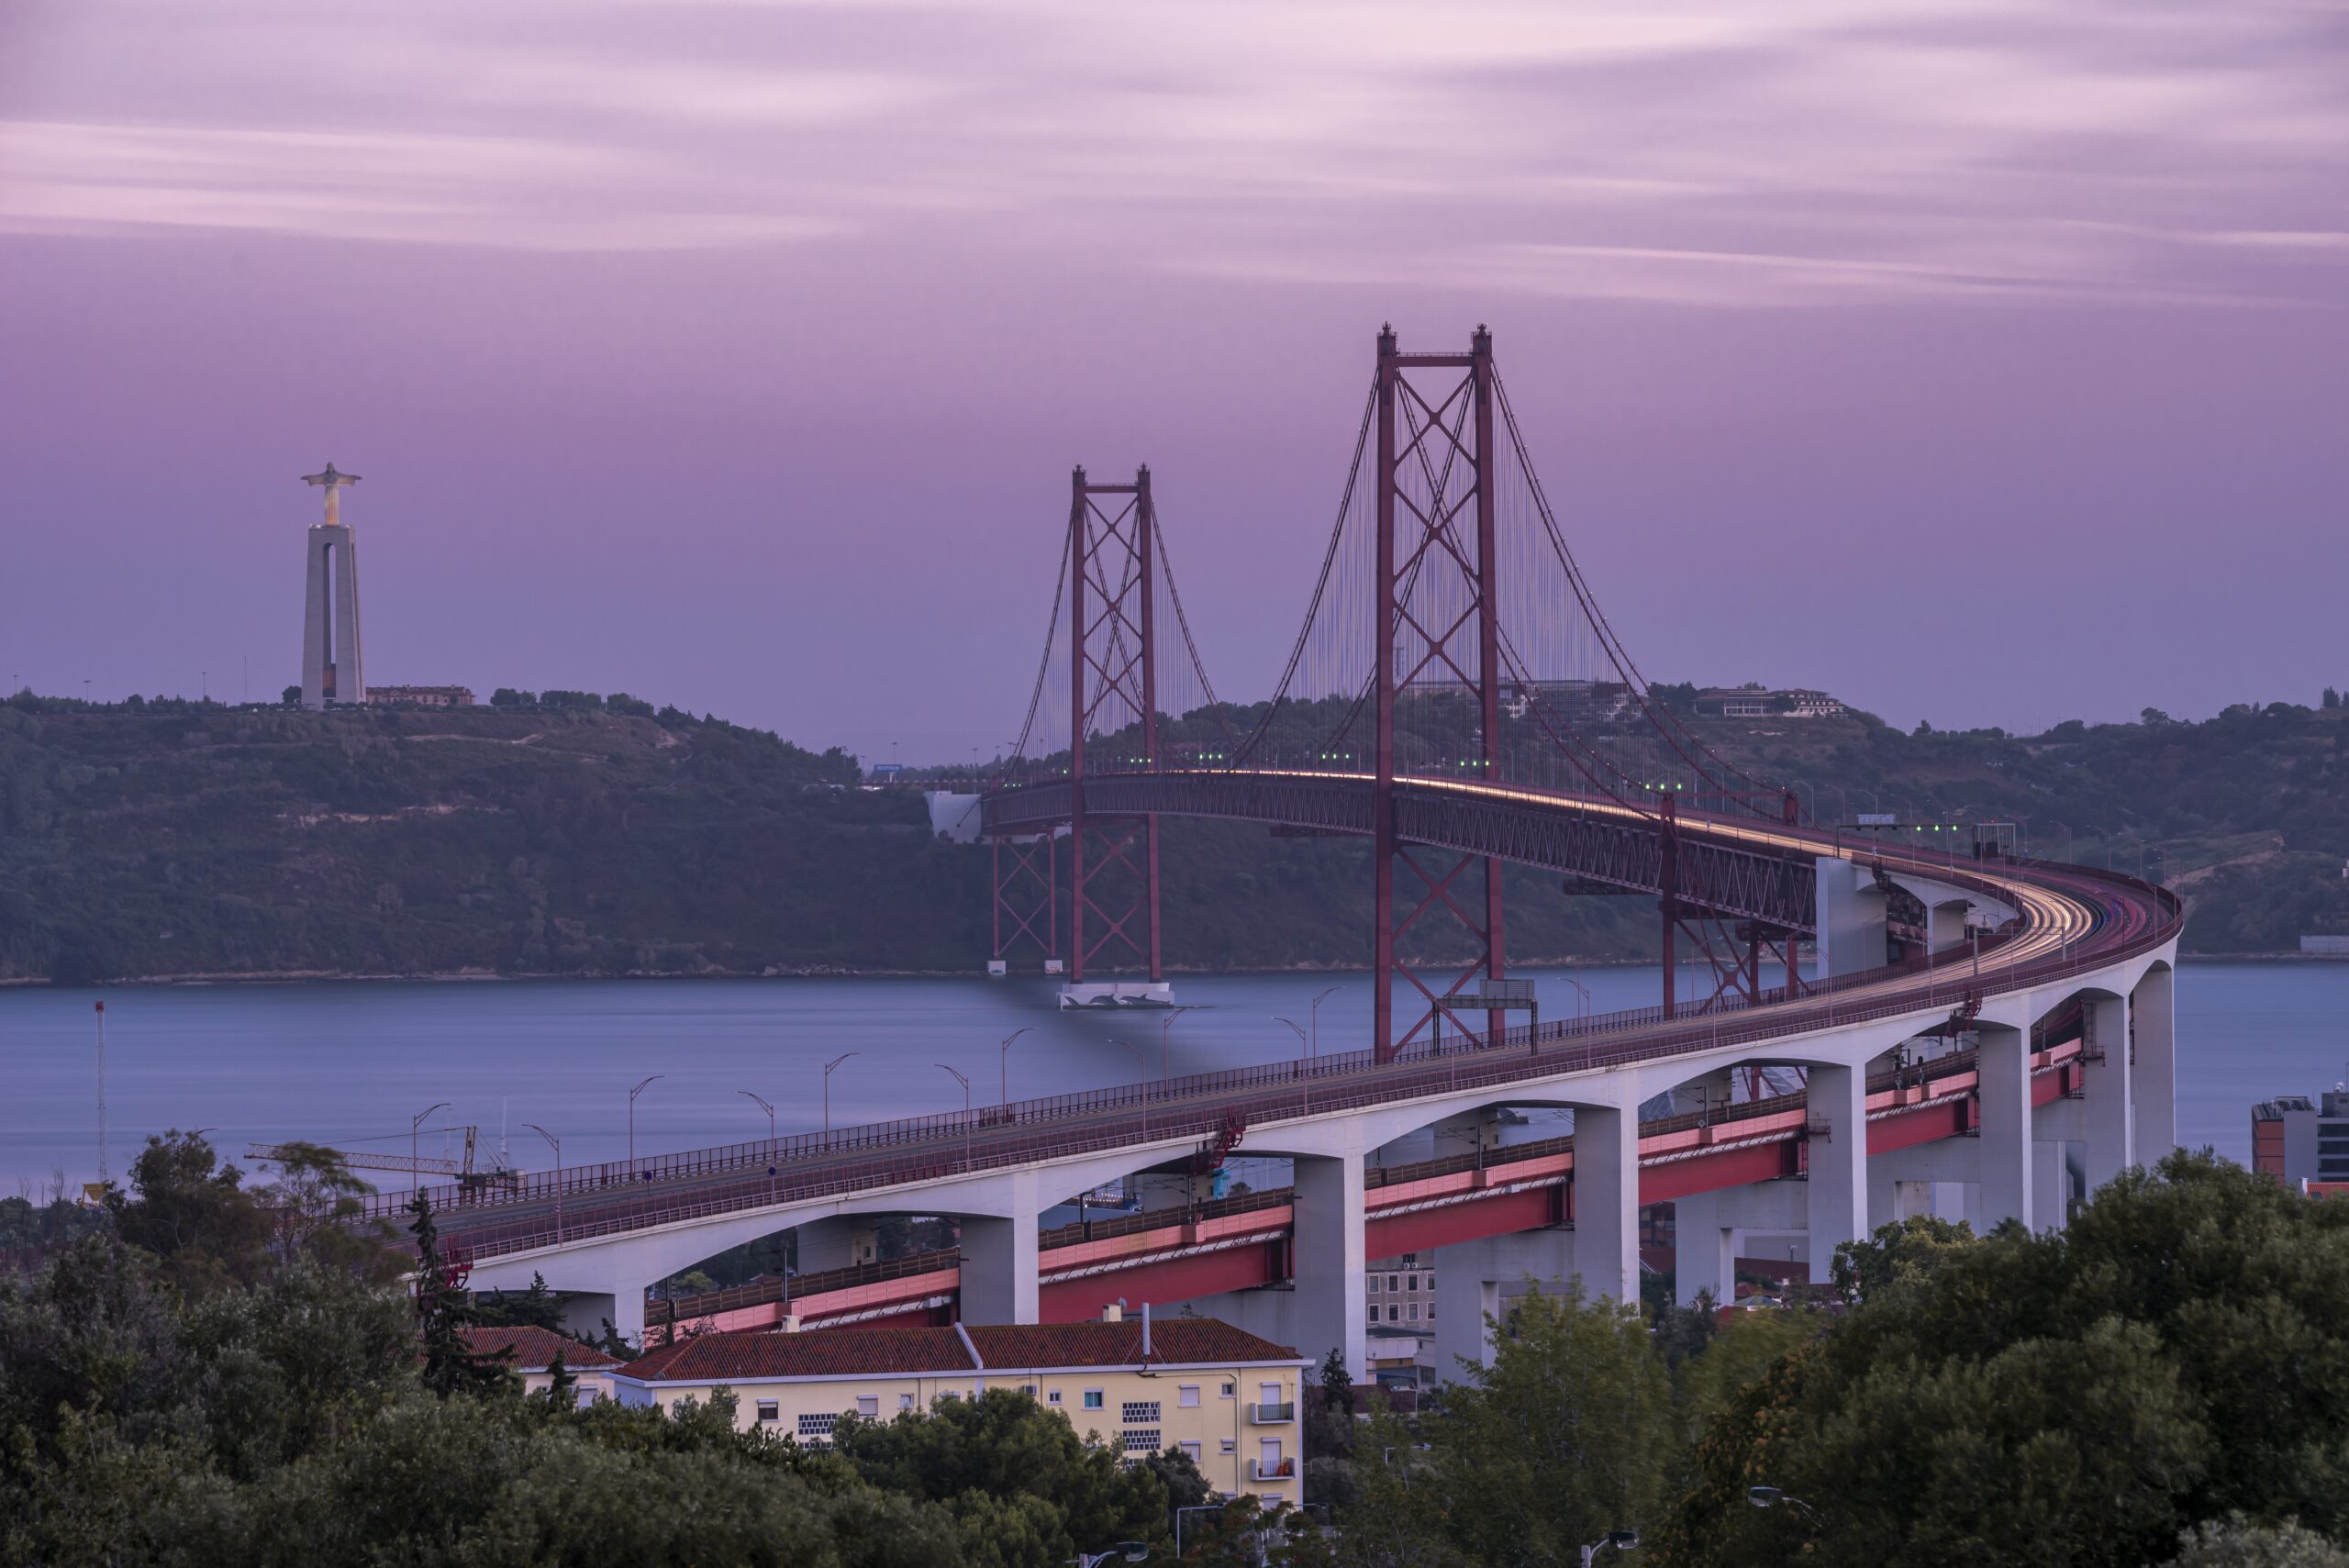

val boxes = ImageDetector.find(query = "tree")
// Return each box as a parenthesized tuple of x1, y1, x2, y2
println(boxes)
(2325, 687, 2341, 711)
(1330, 1403, 1464, 1568)
(407, 1195, 513, 1397)
(489, 686, 535, 707)
(477, 1272, 568, 1330)
(280, 684, 301, 706)
(175, 1255, 417, 1479)
(832, 1387, 1169, 1562)
(251, 1142, 401, 1282)
(108, 1130, 274, 1296)
(1652, 1152, 2349, 1568)
(1827, 1212, 1976, 1307)
(1141, 1443, 1214, 1512)
(2166, 1515, 2349, 1568)
(1435, 1283, 1674, 1566)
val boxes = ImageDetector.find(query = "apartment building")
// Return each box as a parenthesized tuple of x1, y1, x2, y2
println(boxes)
(610, 1313, 1308, 1506)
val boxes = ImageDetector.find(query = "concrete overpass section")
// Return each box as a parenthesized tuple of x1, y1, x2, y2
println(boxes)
(638, 1033, 2087, 1344)
(415, 830, 2170, 1378)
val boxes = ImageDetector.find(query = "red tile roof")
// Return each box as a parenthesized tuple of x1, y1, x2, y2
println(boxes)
(620, 1319, 1300, 1384)
(458, 1325, 622, 1370)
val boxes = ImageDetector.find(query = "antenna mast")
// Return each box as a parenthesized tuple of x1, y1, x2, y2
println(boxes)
(94, 1001, 108, 1190)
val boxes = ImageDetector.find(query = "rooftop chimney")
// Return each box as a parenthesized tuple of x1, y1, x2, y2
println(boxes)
(1102, 1302, 1123, 1323)
(1141, 1302, 1152, 1359)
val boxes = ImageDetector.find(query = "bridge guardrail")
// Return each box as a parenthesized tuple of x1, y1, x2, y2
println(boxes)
(422, 874, 2164, 1269)
(365, 862, 2066, 1226)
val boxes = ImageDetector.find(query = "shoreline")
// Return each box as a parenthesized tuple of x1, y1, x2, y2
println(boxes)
(0, 951, 2322, 991)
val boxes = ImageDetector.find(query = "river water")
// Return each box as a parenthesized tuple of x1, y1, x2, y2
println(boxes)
(0, 962, 2337, 1195)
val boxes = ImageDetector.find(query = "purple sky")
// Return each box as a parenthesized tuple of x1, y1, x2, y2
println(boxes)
(2, 0, 2344, 761)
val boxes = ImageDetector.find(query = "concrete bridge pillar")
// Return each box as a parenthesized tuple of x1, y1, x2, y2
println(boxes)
(1291, 1151, 1368, 1383)
(1427, 1230, 1576, 1378)
(1571, 1106, 1639, 1306)
(956, 1173, 1047, 1326)
(958, 1214, 1041, 1324)
(560, 1291, 621, 1345)
(1814, 858, 1887, 978)
(2081, 993, 2134, 1195)
(1976, 1023, 2034, 1232)
(1805, 1063, 1868, 1287)
(1672, 1188, 1736, 1307)
(793, 1216, 871, 1274)
(1673, 1179, 1806, 1306)
(2132, 968, 2176, 1162)
(2036, 1140, 2076, 1228)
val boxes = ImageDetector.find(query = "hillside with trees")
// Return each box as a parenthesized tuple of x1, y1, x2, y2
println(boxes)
(3, 684, 2344, 985)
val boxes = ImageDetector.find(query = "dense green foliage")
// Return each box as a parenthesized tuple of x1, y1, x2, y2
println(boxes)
(6, 685, 2346, 983)
(0, 1133, 1319, 1566)
(1648, 1153, 2349, 1567)
(1291, 1157, 2349, 1568)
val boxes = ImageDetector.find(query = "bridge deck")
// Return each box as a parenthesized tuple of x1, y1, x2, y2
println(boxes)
(392, 780, 2173, 1271)
(640, 1038, 2085, 1340)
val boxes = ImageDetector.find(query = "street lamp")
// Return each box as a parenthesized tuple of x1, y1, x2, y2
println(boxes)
(412, 1101, 451, 1195)
(524, 1123, 562, 1241)
(999, 1027, 1033, 1109)
(628, 1075, 663, 1176)
(1580, 1531, 1640, 1566)
(936, 1064, 972, 1170)
(740, 1090, 776, 1201)
(823, 1051, 859, 1137)
(1559, 973, 1591, 1026)
(1309, 984, 1341, 1062)
(1156, 1005, 1199, 1092)
(1112, 1039, 1148, 1138)
(1747, 1485, 1820, 1518)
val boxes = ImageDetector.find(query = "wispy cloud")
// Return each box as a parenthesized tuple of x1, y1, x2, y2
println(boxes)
(1, 0, 2342, 300)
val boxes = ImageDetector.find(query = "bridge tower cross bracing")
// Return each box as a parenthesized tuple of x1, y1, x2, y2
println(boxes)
(1372, 325, 1508, 1063)
(1066, 464, 1164, 985)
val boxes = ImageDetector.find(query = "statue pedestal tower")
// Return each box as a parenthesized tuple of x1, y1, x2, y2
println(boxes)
(300, 463, 365, 711)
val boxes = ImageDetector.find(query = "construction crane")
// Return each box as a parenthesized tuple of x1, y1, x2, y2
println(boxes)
(246, 1127, 519, 1197)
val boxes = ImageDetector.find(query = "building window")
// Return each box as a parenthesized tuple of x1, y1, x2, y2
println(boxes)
(1387, 1305, 1399, 1322)
(1180, 1440, 1202, 1462)
(1020, 1385, 1037, 1398)
(1178, 1385, 1201, 1407)
(797, 1412, 838, 1441)
(1048, 1389, 1063, 1406)
(1407, 1273, 1419, 1292)
(856, 1396, 879, 1418)
(1220, 1439, 1237, 1454)
(1083, 1389, 1105, 1410)
(1122, 1429, 1162, 1454)
(1388, 1274, 1398, 1292)
(754, 1400, 779, 1423)
(1408, 1303, 1420, 1322)
(1121, 1401, 1162, 1425)
(898, 1394, 915, 1412)
(1220, 1382, 1235, 1399)
(1368, 1276, 1380, 1294)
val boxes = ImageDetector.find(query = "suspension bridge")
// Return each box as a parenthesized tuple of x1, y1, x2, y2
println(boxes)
(407, 326, 2178, 1373)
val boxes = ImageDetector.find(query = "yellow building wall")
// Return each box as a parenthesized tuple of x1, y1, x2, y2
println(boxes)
(518, 1368, 618, 1405)
(636, 1364, 1302, 1506)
